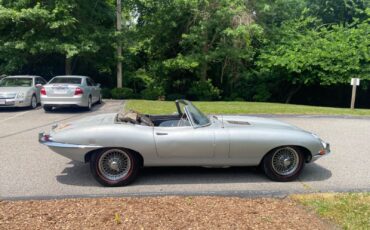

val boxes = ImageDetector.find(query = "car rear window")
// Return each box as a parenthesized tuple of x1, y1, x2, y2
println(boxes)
(49, 77, 82, 84)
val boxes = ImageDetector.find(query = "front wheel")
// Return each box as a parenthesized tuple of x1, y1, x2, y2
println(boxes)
(263, 146, 304, 182)
(90, 148, 140, 186)
(43, 105, 53, 112)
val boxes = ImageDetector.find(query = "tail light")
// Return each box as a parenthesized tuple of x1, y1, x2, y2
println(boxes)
(40, 87, 46, 95)
(74, 87, 84, 95)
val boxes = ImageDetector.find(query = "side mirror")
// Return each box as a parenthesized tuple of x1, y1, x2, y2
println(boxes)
(35, 84, 42, 88)
(96, 83, 101, 88)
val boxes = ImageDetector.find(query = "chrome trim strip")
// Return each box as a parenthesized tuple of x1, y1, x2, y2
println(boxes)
(41, 141, 102, 149)
(39, 132, 101, 149)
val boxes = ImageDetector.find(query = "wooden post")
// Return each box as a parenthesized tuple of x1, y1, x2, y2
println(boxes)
(116, 0, 123, 88)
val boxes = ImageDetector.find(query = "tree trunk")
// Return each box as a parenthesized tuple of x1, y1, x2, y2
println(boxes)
(116, 0, 123, 88)
(65, 56, 72, 75)
(285, 84, 302, 104)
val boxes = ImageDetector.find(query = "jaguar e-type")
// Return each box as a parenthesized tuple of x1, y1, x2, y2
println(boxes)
(39, 100, 330, 186)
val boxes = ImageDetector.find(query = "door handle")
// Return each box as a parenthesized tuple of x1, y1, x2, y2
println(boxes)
(156, 132, 168, 135)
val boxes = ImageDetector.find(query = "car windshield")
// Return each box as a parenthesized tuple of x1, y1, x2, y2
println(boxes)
(186, 103, 210, 126)
(0, 78, 33, 87)
(49, 77, 82, 84)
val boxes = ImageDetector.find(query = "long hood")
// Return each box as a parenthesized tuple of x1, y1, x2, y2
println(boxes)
(220, 115, 300, 131)
(51, 113, 117, 133)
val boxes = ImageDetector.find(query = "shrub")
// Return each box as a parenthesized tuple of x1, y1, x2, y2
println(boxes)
(140, 87, 164, 100)
(188, 79, 220, 101)
(166, 93, 186, 101)
(110, 87, 134, 99)
(101, 88, 111, 99)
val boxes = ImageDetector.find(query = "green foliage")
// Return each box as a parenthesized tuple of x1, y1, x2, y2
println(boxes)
(140, 87, 164, 100)
(0, 0, 369, 106)
(111, 87, 135, 99)
(188, 79, 220, 101)
(101, 88, 112, 99)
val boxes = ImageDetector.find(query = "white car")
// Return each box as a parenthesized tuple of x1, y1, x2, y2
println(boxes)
(41, 75, 102, 112)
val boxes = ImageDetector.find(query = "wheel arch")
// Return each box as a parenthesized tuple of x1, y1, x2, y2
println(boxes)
(84, 147, 144, 167)
(259, 145, 312, 166)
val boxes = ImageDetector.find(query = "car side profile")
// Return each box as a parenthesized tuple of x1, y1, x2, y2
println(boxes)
(41, 75, 102, 112)
(0, 75, 47, 109)
(39, 100, 331, 187)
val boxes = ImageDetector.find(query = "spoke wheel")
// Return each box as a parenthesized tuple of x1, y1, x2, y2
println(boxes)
(271, 147, 299, 176)
(263, 146, 304, 182)
(90, 148, 140, 187)
(98, 149, 131, 181)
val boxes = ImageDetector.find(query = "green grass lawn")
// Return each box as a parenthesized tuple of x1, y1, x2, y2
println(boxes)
(292, 193, 370, 229)
(125, 100, 370, 116)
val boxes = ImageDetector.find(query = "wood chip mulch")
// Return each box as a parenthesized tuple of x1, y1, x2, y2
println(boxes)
(0, 196, 335, 230)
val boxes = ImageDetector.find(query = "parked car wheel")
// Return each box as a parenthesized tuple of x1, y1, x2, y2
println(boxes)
(97, 95, 102, 104)
(86, 96, 92, 111)
(263, 146, 304, 182)
(43, 105, 53, 112)
(90, 148, 140, 187)
(30, 95, 37, 109)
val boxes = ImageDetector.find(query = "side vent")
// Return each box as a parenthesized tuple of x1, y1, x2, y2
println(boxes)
(226, 120, 251, 125)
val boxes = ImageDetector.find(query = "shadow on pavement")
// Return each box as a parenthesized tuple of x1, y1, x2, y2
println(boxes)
(44, 102, 105, 114)
(0, 106, 37, 112)
(56, 161, 331, 187)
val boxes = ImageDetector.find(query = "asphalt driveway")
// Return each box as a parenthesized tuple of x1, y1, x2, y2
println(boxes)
(1, 101, 370, 199)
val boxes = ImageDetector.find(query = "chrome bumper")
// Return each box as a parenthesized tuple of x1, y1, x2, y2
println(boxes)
(312, 142, 331, 162)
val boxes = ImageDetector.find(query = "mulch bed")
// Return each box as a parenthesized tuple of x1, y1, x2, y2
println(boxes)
(0, 196, 334, 229)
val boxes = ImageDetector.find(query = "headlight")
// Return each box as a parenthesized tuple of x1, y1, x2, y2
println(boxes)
(16, 92, 25, 99)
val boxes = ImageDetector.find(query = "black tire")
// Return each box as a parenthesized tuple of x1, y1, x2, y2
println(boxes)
(30, 95, 37, 109)
(90, 148, 140, 187)
(97, 94, 102, 104)
(43, 105, 53, 112)
(263, 146, 304, 182)
(85, 96, 92, 111)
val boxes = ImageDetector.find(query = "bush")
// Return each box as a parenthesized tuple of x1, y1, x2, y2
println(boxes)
(166, 93, 186, 101)
(140, 87, 164, 100)
(110, 87, 134, 99)
(188, 79, 220, 101)
(101, 88, 111, 99)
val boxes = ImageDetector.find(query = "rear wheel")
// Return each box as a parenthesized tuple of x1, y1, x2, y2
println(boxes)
(86, 96, 92, 111)
(30, 95, 37, 109)
(43, 105, 52, 112)
(97, 94, 102, 104)
(263, 146, 304, 182)
(90, 148, 140, 186)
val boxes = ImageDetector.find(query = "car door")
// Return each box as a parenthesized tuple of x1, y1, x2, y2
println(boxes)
(154, 124, 215, 158)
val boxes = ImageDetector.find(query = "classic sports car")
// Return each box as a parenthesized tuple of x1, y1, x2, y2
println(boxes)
(39, 100, 330, 186)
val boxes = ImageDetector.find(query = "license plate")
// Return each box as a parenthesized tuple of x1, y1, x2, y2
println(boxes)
(0, 99, 5, 105)
(53, 88, 68, 94)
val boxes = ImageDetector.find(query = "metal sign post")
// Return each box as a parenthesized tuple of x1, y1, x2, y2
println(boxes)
(350, 78, 360, 109)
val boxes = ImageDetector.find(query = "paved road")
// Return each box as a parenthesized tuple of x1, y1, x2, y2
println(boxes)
(1, 101, 370, 200)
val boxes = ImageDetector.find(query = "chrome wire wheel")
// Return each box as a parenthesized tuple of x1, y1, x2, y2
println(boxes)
(98, 149, 131, 181)
(271, 147, 299, 176)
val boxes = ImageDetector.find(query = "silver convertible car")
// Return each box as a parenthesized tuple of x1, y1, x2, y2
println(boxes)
(39, 100, 330, 186)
